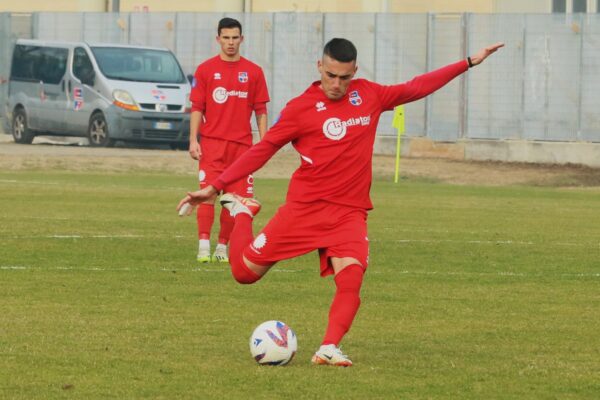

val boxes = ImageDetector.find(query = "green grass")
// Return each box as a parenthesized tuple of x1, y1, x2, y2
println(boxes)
(1, 170, 599, 399)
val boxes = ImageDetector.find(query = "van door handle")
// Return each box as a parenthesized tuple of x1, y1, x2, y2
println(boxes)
(68, 80, 72, 93)
(61, 79, 65, 92)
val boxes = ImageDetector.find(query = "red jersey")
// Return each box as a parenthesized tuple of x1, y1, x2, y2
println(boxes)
(212, 60, 469, 209)
(190, 56, 270, 146)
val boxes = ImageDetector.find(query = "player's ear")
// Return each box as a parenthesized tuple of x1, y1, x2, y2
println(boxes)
(240, 35, 244, 44)
(317, 59, 323, 73)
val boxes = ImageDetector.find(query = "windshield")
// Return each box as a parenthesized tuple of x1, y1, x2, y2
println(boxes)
(91, 46, 186, 84)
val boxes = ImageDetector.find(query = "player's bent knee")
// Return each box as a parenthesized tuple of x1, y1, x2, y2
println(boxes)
(231, 259, 262, 284)
(231, 265, 261, 284)
(232, 271, 260, 284)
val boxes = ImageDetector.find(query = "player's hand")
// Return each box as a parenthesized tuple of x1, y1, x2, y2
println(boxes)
(469, 42, 504, 66)
(189, 141, 201, 160)
(176, 186, 217, 215)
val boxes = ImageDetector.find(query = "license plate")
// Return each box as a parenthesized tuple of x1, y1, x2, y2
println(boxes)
(153, 122, 172, 130)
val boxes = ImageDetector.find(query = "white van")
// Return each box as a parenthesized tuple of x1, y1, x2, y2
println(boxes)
(6, 39, 190, 147)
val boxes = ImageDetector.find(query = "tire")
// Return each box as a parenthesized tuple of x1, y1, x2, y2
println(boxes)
(88, 112, 115, 147)
(12, 108, 35, 144)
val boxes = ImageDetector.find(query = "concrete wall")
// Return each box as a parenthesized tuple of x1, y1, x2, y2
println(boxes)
(0, 0, 567, 13)
(374, 136, 600, 168)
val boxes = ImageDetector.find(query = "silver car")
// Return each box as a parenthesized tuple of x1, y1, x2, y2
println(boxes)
(7, 39, 191, 147)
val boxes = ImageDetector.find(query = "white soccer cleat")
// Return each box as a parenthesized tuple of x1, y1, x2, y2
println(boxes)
(220, 193, 261, 218)
(311, 344, 353, 367)
(197, 248, 211, 263)
(178, 202, 195, 217)
(211, 245, 229, 263)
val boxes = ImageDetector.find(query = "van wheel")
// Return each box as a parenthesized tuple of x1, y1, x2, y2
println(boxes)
(88, 112, 115, 147)
(12, 108, 35, 144)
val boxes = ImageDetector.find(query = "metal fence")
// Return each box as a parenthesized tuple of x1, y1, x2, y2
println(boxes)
(1, 12, 599, 142)
(0, 13, 11, 124)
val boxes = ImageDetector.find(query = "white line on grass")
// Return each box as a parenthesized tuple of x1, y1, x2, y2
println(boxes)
(3, 234, 187, 239)
(395, 270, 600, 278)
(1, 265, 597, 278)
(0, 178, 188, 192)
(0, 265, 301, 274)
(2, 235, 597, 248)
(377, 238, 599, 248)
(0, 179, 60, 185)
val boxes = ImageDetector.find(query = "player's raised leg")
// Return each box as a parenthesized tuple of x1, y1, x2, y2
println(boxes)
(220, 193, 271, 284)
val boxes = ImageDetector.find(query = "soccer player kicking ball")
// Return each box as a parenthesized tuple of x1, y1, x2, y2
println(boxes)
(178, 38, 503, 366)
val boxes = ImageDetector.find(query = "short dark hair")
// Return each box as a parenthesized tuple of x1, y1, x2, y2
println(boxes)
(323, 38, 357, 63)
(218, 17, 242, 36)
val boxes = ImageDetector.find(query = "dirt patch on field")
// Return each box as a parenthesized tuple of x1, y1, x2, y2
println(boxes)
(1, 136, 599, 187)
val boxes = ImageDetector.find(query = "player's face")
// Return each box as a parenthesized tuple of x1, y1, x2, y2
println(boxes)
(318, 55, 357, 100)
(217, 27, 243, 59)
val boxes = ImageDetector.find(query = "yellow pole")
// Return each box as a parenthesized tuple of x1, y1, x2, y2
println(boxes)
(392, 106, 405, 183)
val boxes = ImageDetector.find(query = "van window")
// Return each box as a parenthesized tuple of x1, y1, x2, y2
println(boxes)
(73, 47, 95, 84)
(11, 44, 68, 85)
(91, 46, 185, 84)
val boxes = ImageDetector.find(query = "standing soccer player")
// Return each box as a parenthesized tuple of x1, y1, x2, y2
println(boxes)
(179, 38, 503, 365)
(189, 17, 270, 263)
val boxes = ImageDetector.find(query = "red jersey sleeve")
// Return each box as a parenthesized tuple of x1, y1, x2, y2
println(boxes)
(252, 68, 270, 107)
(375, 60, 469, 111)
(210, 141, 280, 192)
(262, 104, 301, 148)
(190, 65, 206, 113)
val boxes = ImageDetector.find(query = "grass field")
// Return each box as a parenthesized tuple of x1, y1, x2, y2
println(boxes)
(1, 169, 599, 399)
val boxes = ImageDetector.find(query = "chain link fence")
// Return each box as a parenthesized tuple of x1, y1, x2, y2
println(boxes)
(1, 12, 599, 143)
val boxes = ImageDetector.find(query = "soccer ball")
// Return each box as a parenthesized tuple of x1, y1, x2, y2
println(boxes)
(249, 320, 297, 366)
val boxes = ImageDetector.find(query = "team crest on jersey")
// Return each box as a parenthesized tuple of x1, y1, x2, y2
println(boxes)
(238, 72, 248, 83)
(316, 101, 326, 112)
(349, 90, 362, 106)
(214, 72, 221, 80)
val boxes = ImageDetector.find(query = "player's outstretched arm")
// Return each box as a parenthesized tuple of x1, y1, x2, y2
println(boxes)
(177, 186, 218, 215)
(469, 42, 504, 66)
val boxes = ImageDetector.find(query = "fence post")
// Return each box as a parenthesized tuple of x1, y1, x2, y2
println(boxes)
(576, 14, 584, 141)
(0, 13, 11, 127)
(425, 12, 433, 138)
(460, 12, 469, 139)
(520, 16, 526, 140)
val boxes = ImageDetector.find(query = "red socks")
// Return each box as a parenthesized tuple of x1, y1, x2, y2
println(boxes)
(197, 203, 235, 246)
(196, 203, 214, 238)
(218, 207, 234, 245)
(228, 214, 260, 284)
(322, 264, 365, 346)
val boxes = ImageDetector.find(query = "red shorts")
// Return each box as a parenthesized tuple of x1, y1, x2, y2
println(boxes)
(199, 136, 253, 196)
(244, 201, 369, 277)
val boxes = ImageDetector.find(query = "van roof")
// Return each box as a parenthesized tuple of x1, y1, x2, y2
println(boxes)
(15, 38, 171, 52)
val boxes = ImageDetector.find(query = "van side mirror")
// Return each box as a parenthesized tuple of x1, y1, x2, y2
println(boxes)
(187, 74, 194, 84)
